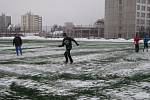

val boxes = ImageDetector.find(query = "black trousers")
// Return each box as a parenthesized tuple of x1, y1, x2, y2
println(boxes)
(135, 44, 139, 52)
(143, 43, 148, 51)
(144, 43, 148, 49)
(64, 49, 73, 63)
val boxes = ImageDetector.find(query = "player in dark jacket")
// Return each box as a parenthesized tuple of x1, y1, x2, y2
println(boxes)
(58, 33, 79, 64)
(13, 34, 22, 56)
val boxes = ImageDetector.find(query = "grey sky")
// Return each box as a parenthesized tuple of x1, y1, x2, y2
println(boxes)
(0, 0, 105, 26)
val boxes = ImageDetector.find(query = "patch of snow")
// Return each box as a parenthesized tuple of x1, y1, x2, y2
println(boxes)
(57, 80, 105, 88)
(0, 36, 144, 43)
(77, 96, 100, 100)
(133, 92, 150, 99)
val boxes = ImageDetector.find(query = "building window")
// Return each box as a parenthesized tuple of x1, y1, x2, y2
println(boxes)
(141, 0, 146, 4)
(147, 13, 150, 18)
(148, 0, 150, 4)
(137, 0, 140, 3)
(141, 6, 146, 11)
(137, 5, 140, 10)
(147, 7, 150, 11)
(137, 26, 140, 31)
(141, 13, 145, 17)
(137, 12, 140, 17)
(147, 20, 150, 25)
(141, 26, 145, 31)
(119, 0, 122, 4)
(137, 19, 140, 24)
(141, 19, 145, 24)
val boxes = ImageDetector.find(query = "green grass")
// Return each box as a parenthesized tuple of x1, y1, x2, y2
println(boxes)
(0, 39, 150, 100)
(9, 82, 76, 100)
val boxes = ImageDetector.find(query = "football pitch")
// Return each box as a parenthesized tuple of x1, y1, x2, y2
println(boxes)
(0, 39, 150, 100)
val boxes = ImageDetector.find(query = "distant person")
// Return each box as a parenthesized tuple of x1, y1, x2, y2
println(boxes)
(13, 34, 22, 56)
(134, 34, 141, 52)
(58, 33, 79, 64)
(143, 35, 149, 52)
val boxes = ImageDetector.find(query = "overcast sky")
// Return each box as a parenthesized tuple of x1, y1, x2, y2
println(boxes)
(0, 0, 105, 26)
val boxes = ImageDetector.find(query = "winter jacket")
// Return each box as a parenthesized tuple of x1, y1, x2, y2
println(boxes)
(59, 37, 79, 50)
(13, 36, 22, 46)
(143, 36, 150, 44)
(134, 36, 140, 44)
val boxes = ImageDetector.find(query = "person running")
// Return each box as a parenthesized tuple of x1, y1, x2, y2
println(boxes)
(134, 34, 141, 52)
(13, 34, 22, 56)
(58, 33, 79, 64)
(143, 35, 149, 52)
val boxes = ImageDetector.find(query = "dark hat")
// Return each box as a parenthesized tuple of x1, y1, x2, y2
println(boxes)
(15, 34, 18, 36)
(63, 33, 67, 36)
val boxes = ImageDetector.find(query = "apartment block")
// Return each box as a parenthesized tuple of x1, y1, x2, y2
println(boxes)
(105, 0, 150, 39)
(21, 12, 42, 33)
(0, 13, 11, 32)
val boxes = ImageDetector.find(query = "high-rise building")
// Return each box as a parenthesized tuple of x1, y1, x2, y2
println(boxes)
(21, 12, 42, 33)
(0, 13, 11, 32)
(105, 0, 150, 39)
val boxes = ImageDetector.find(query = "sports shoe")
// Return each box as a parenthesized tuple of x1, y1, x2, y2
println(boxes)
(64, 61, 68, 64)
(70, 61, 73, 64)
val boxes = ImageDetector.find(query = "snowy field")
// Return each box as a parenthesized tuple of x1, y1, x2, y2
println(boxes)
(0, 38, 150, 100)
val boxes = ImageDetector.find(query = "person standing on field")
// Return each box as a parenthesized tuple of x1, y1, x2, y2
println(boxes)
(13, 34, 22, 56)
(134, 34, 141, 52)
(143, 35, 149, 52)
(58, 33, 79, 64)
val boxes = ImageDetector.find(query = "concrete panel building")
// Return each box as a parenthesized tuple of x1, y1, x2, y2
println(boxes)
(105, 0, 150, 39)
(0, 13, 11, 32)
(21, 12, 42, 33)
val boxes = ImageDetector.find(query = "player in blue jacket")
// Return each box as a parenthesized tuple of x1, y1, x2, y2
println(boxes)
(143, 35, 150, 52)
(13, 34, 22, 56)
